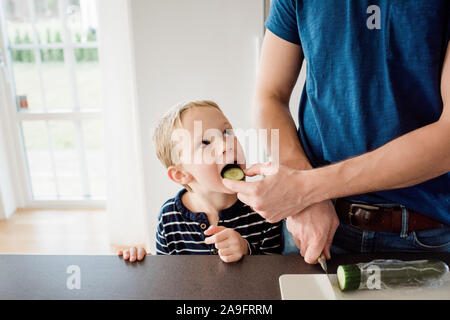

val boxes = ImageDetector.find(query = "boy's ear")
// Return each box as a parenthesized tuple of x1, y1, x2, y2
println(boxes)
(167, 165, 193, 185)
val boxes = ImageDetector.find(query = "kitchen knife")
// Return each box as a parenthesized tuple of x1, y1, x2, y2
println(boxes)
(318, 252, 327, 273)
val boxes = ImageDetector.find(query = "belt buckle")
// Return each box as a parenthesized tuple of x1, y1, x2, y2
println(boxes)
(348, 203, 379, 228)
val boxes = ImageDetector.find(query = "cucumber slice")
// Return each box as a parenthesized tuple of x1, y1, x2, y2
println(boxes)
(222, 166, 245, 181)
(337, 264, 361, 291)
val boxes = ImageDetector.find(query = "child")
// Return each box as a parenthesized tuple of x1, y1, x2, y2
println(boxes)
(119, 100, 282, 263)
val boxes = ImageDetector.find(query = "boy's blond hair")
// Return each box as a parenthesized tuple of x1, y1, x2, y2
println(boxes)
(152, 100, 221, 169)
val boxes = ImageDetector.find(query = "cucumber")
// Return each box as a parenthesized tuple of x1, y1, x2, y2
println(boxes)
(221, 164, 245, 181)
(337, 259, 449, 291)
(337, 264, 361, 291)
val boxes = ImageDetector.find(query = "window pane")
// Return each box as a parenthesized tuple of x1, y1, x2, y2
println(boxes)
(66, 0, 98, 44)
(75, 49, 101, 109)
(2, 0, 33, 44)
(49, 120, 82, 197)
(41, 51, 71, 109)
(33, 0, 63, 45)
(10, 49, 45, 111)
(82, 119, 105, 197)
(21, 121, 56, 197)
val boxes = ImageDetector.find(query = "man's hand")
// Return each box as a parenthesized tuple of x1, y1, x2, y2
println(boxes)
(222, 162, 316, 223)
(287, 201, 339, 263)
(223, 162, 339, 264)
(118, 247, 150, 262)
(204, 226, 249, 263)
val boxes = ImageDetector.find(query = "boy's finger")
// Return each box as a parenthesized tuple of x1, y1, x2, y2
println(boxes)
(205, 229, 231, 245)
(129, 247, 137, 262)
(123, 250, 129, 260)
(218, 248, 234, 257)
(118, 250, 123, 256)
(220, 254, 239, 263)
(137, 248, 146, 260)
(204, 225, 226, 236)
(214, 239, 230, 249)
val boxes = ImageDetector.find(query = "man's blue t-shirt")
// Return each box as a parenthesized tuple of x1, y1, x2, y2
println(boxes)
(265, 0, 450, 225)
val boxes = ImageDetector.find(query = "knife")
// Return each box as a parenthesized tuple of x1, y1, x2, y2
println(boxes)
(318, 252, 328, 273)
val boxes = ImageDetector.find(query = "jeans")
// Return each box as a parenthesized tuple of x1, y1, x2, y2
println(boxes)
(331, 220, 450, 254)
(281, 219, 300, 255)
(281, 207, 450, 255)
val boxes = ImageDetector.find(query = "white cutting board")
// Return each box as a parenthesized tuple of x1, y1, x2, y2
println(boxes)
(279, 274, 450, 300)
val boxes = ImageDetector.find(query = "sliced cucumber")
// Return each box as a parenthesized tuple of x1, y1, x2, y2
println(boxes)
(221, 164, 245, 180)
(337, 264, 361, 291)
(222, 167, 245, 181)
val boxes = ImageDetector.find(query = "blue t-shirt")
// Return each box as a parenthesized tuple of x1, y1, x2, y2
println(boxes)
(266, 0, 450, 225)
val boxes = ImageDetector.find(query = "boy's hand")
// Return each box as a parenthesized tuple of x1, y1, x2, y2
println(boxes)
(204, 226, 249, 263)
(118, 247, 150, 262)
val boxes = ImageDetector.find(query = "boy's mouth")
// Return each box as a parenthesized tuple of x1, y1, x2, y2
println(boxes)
(220, 161, 245, 179)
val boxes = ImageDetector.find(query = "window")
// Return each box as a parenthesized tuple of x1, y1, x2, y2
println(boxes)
(1, 0, 105, 203)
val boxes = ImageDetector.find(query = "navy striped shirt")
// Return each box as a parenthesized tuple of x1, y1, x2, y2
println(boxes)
(156, 188, 282, 255)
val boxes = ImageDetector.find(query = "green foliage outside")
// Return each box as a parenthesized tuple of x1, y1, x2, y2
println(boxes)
(12, 28, 97, 63)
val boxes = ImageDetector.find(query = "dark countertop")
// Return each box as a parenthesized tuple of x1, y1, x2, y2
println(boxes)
(0, 253, 448, 300)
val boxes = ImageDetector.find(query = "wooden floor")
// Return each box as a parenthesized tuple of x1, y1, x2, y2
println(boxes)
(0, 208, 117, 255)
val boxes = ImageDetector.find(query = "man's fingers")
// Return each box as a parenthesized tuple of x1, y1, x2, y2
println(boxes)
(304, 241, 325, 264)
(243, 163, 267, 177)
(300, 240, 307, 257)
(222, 178, 253, 194)
(293, 238, 301, 251)
(324, 221, 339, 260)
(244, 162, 277, 177)
(236, 192, 255, 208)
(324, 234, 333, 260)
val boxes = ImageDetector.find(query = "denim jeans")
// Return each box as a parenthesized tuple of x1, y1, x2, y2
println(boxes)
(331, 220, 450, 254)
(281, 207, 450, 255)
(281, 219, 300, 255)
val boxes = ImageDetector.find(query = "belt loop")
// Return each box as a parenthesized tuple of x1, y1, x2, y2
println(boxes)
(400, 205, 409, 238)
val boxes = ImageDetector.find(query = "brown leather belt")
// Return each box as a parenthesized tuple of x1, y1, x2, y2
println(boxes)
(335, 199, 445, 233)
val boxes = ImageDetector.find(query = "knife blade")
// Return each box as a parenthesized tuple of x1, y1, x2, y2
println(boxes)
(318, 252, 327, 273)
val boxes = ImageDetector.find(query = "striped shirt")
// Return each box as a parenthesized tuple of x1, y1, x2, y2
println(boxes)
(156, 188, 282, 255)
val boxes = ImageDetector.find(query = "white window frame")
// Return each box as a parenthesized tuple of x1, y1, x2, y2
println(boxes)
(0, 0, 105, 208)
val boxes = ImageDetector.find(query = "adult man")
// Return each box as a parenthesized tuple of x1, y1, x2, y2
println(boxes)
(223, 0, 450, 264)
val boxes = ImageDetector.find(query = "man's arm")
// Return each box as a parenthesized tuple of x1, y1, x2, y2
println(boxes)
(251, 30, 339, 263)
(254, 30, 309, 169)
(307, 43, 450, 205)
